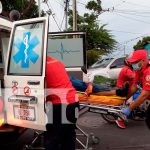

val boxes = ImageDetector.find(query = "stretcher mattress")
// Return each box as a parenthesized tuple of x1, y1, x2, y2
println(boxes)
(78, 93, 126, 106)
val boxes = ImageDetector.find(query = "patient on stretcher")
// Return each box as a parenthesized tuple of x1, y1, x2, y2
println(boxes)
(70, 76, 128, 105)
(70, 76, 129, 97)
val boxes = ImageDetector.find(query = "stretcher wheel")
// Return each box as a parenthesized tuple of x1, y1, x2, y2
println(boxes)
(89, 133, 100, 144)
(23, 145, 28, 150)
(91, 136, 99, 144)
(101, 113, 115, 123)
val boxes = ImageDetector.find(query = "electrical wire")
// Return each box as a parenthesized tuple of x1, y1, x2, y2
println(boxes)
(113, 12, 150, 25)
(77, 1, 86, 6)
(125, 1, 150, 9)
(113, 10, 150, 17)
(121, 33, 150, 44)
(113, 9, 150, 14)
(44, 1, 62, 31)
(110, 30, 142, 35)
(55, 0, 65, 8)
(60, 12, 65, 30)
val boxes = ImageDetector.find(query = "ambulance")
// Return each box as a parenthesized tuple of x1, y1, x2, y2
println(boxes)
(0, 16, 86, 137)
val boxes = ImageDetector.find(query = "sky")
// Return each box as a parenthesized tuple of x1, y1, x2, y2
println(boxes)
(38, 0, 150, 57)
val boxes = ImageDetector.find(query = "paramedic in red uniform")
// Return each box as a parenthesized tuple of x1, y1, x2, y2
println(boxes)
(121, 50, 150, 129)
(44, 56, 79, 150)
(116, 59, 135, 88)
(115, 59, 135, 129)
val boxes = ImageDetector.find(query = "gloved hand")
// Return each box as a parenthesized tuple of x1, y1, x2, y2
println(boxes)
(121, 107, 131, 116)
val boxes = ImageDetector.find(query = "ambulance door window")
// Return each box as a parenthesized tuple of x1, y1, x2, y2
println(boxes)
(0, 30, 10, 68)
(8, 22, 44, 76)
(0, 30, 10, 88)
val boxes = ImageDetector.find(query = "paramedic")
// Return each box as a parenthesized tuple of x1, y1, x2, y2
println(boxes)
(116, 59, 135, 88)
(115, 58, 135, 129)
(121, 50, 150, 129)
(45, 55, 79, 150)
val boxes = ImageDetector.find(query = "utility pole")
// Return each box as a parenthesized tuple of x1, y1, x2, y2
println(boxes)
(72, 0, 77, 31)
(64, 0, 69, 30)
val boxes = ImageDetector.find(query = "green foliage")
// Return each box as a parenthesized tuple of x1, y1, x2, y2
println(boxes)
(68, 0, 117, 56)
(86, 0, 102, 14)
(94, 75, 117, 85)
(87, 50, 101, 67)
(133, 36, 150, 50)
(1, 0, 44, 19)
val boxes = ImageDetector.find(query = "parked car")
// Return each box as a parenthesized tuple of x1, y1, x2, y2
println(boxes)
(87, 56, 126, 82)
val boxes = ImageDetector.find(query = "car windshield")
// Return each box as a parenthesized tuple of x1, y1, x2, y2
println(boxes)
(90, 58, 113, 68)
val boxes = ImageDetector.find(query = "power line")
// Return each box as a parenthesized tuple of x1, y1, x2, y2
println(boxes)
(102, 7, 150, 14)
(55, 0, 65, 8)
(125, 1, 150, 9)
(43, 0, 62, 31)
(110, 30, 142, 35)
(113, 10, 150, 17)
(77, 1, 86, 6)
(60, 12, 65, 30)
(113, 12, 150, 25)
(121, 33, 150, 44)
(113, 9, 150, 14)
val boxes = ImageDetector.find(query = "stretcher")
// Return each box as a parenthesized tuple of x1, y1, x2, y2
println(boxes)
(78, 92, 126, 105)
(78, 92, 128, 124)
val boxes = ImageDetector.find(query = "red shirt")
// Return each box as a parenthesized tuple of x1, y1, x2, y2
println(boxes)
(46, 56, 78, 104)
(133, 65, 150, 91)
(116, 66, 135, 88)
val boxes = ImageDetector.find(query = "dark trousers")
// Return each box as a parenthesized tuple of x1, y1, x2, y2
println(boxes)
(70, 76, 109, 92)
(44, 102, 79, 150)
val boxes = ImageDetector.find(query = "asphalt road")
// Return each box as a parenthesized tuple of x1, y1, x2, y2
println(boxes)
(0, 112, 150, 150)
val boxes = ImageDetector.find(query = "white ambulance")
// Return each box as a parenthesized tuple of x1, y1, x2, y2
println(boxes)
(1, 16, 86, 133)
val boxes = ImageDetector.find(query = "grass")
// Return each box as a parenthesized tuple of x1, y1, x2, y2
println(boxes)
(93, 75, 117, 87)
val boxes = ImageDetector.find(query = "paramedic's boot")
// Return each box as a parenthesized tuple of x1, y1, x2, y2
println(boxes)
(85, 83, 93, 96)
(115, 118, 126, 129)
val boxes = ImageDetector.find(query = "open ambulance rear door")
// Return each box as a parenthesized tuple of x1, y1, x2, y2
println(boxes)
(4, 17, 48, 131)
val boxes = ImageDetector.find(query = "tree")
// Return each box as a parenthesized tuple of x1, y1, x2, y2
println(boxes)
(133, 36, 150, 50)
(1, 0, 43, 19)
(68, 0, 117, 66)
(68, 0, 117, 52)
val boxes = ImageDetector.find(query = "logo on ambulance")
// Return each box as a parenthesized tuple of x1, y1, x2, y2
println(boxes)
(13, 32, 39, 68)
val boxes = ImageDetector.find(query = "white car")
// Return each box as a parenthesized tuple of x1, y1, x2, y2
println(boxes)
(87, 56, 126, 82)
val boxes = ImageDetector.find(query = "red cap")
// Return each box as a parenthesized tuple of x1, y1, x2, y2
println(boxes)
(127, 50, 148, 63)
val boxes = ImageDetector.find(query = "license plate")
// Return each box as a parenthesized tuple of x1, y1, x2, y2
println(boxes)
(13, 105, 35, 121)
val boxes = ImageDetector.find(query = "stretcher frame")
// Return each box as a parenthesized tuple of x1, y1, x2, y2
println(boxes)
(79, 102, 127, 122)
(23, 126, 95, 150)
